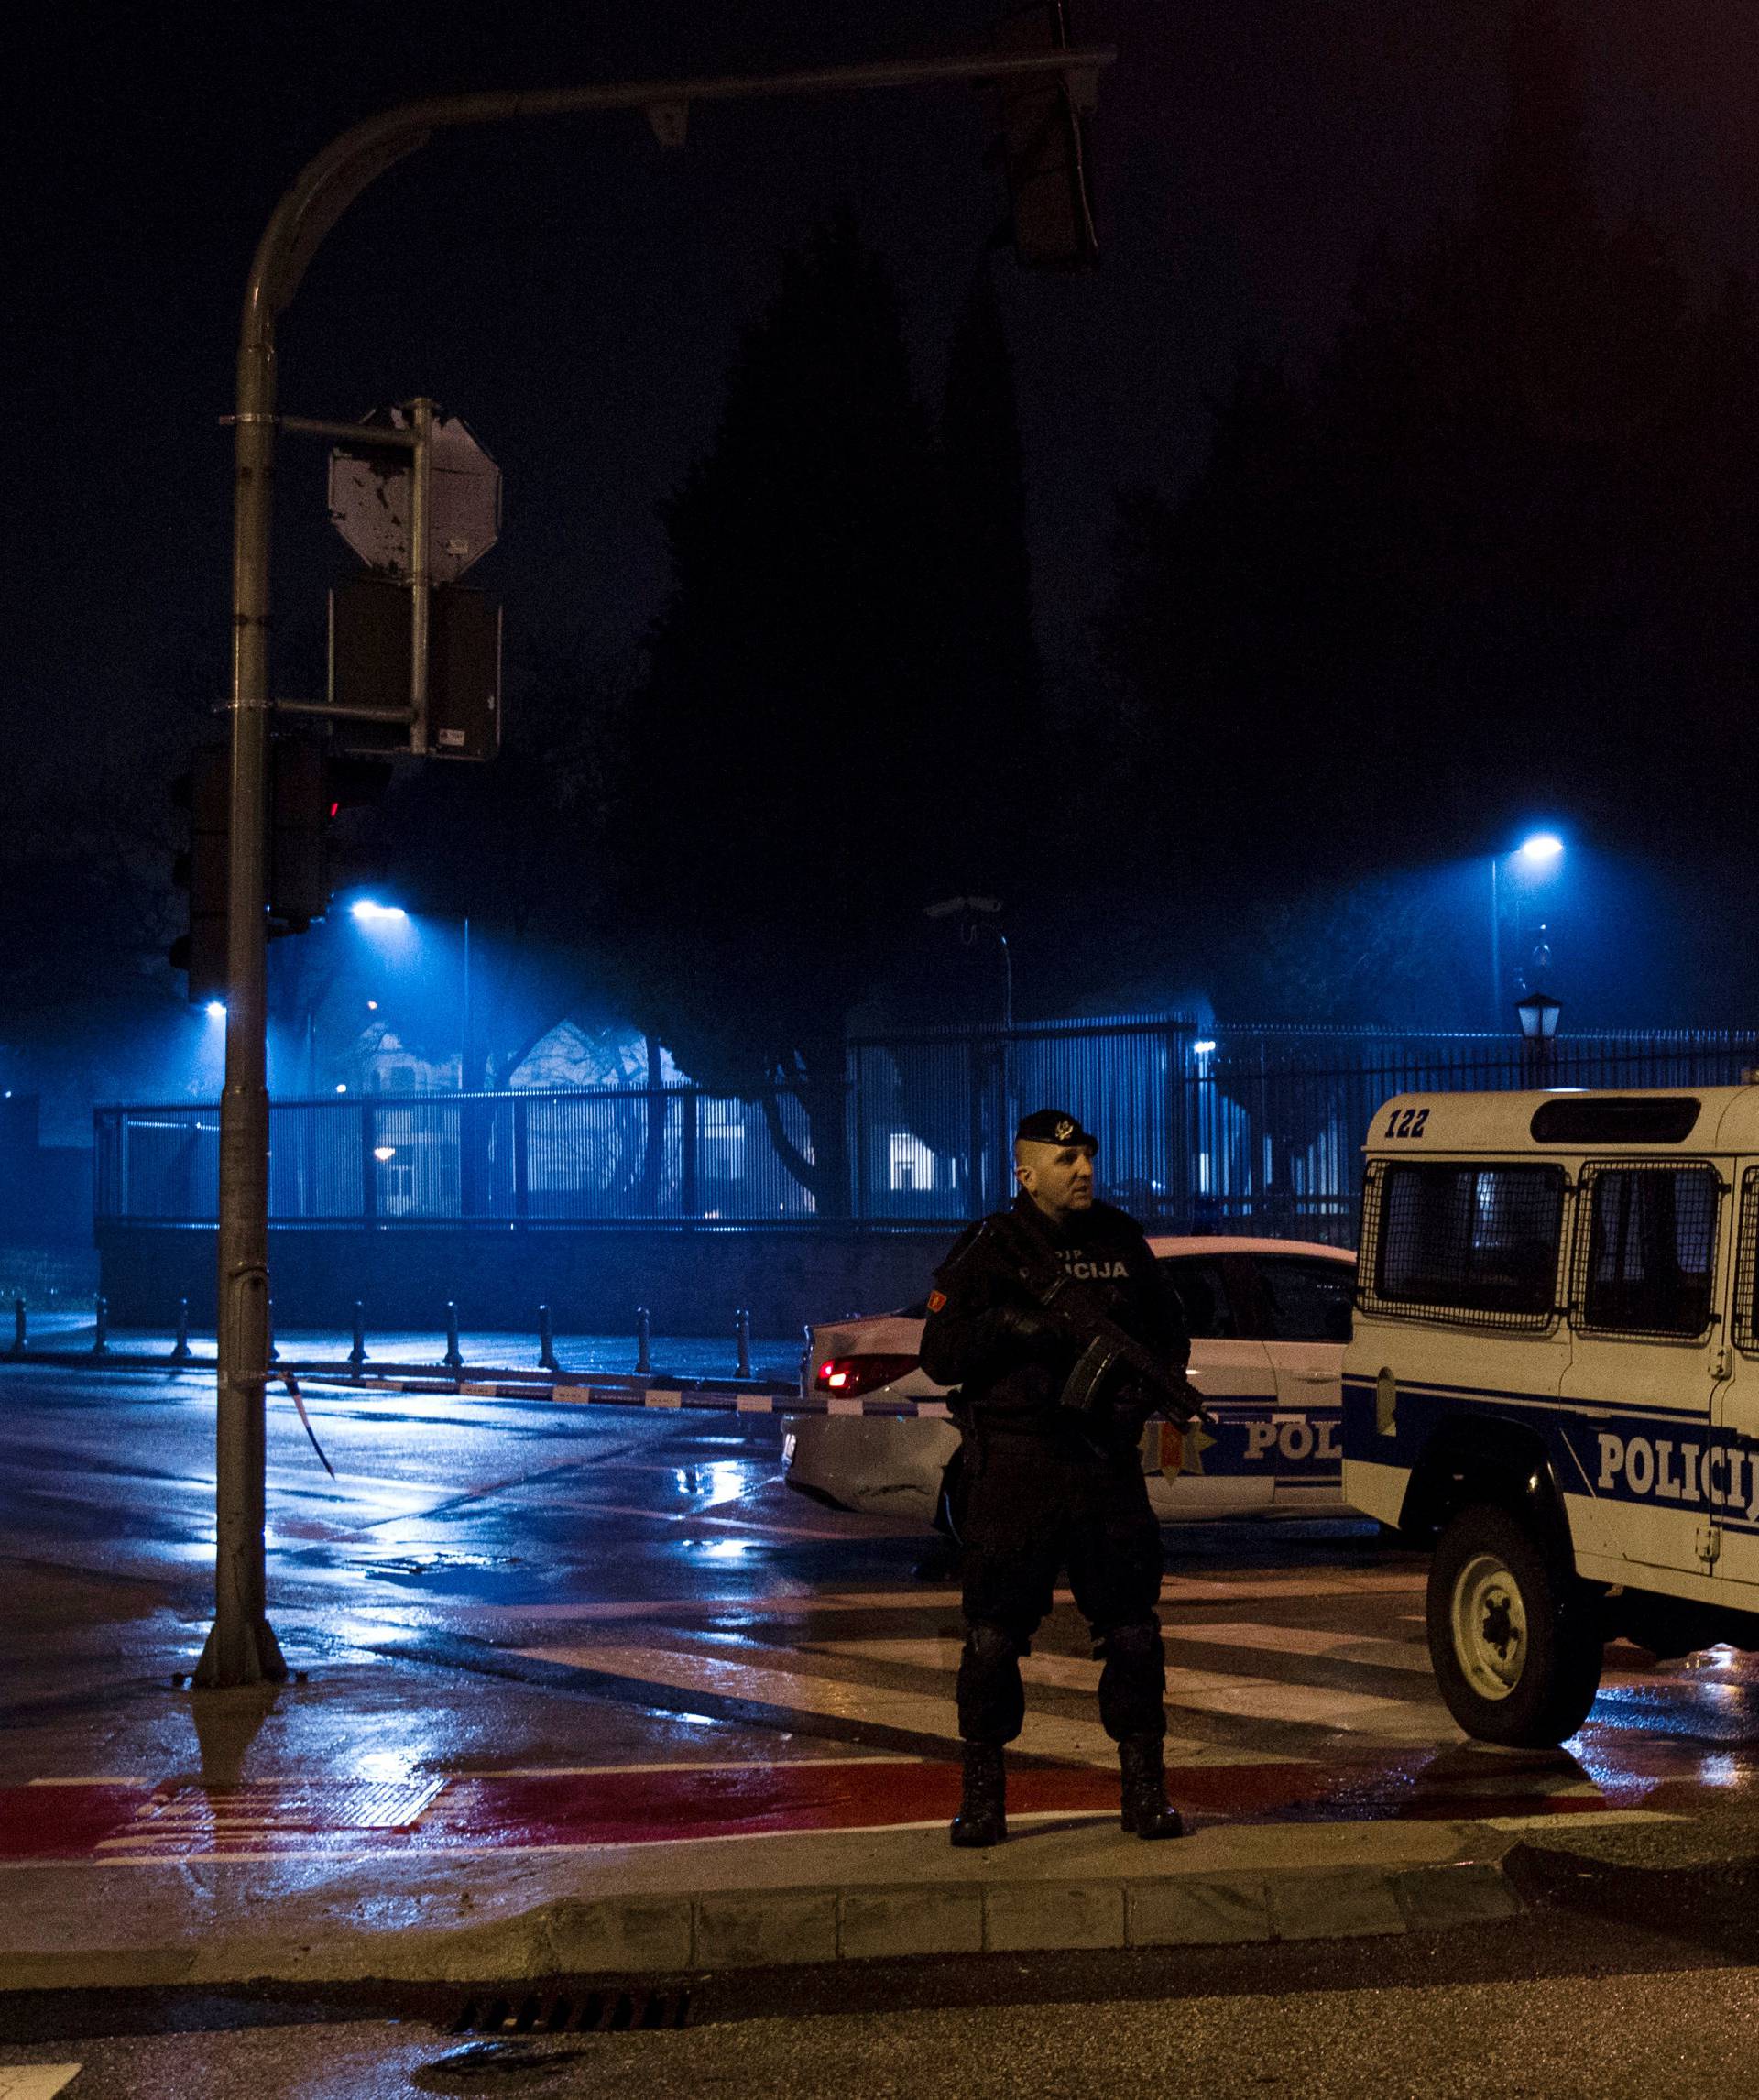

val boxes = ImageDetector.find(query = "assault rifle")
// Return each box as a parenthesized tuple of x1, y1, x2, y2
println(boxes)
(980, 1212, 1207, 1429)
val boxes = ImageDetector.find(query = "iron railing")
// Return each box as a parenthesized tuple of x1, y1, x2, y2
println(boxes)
(95, 1023, 1759, 1238)
(95, 1086, 817, 1228)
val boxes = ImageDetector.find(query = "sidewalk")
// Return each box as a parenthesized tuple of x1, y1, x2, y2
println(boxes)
(0, 1580, 1555, 1995)
(0, 1774, 1528, 1991)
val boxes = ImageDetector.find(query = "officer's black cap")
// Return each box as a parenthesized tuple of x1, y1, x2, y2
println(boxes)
(1014, 1108, 1098, 1155)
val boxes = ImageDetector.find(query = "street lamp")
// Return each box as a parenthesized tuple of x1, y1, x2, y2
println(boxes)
(1489, 833, 1565, 1025)
(1516, 991, 1562, 1042)
(925, 895, 1014, 1211)
(1516, 990, 1561, 1080)
(1516, 833, 1563, 868)
(350, 901, 472, 1088)
(923, 895, 1012, 1032)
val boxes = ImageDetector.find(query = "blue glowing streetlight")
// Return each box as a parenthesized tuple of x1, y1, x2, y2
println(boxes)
(1490, 832, 1565, 1023)
(345, 897, 473, 1088)
(205, 1001, 227, 1021)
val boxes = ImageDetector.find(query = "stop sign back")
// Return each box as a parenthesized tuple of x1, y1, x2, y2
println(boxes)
(328, 405, 500, 582)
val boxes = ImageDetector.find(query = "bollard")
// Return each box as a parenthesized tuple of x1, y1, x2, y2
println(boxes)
(170, 1296, 192, 1364)
(443, 1300, 464, 1371)
(268, 1299, 279, 1364)
(8, 1296, 24, 1357)
(539, 1304, 559, 1374)
(92, 1295, 108, 1356)
(736, 1306, 752, 1381)
(348, 1301, 367, 1368)
(635, 1306, 652, 1378)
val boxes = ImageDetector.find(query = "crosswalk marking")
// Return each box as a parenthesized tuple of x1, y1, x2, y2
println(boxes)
(1159, 1573, 1427, 1602)
(477, 1755, 918, 1777)
(458, 1572, 1427, 1625)
(539, 1499, 865, 1542)
(812, 1637, 1457, 1743)
(520, 1644, 1273, 1767)
(1171, 1622, 1435, 1673)
(0, 2071, 82, 2100)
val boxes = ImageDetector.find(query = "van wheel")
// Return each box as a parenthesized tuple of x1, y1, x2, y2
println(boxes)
(1426, 1503, 1603, 1746)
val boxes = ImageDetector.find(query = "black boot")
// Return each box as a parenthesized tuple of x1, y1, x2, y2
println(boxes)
(949, 1743, 1007, 1848)
(1120, 1734, 1185, 1840)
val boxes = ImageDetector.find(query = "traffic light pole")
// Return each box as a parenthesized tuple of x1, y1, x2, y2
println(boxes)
(193, 285, 284, 1688)
(195, 38, 1112, 1687)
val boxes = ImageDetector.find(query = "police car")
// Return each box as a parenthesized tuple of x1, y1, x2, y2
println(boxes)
(1344, 1085, 1759, 1748)
(784, 1236, 1356, 1526)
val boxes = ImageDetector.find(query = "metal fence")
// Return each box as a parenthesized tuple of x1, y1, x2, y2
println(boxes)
(850, 1017, 1196, 1223)
(95, 1023, 1759, 1241)
(1177, 1028, 1759, 1246)
(95, 1088, 817, 1229)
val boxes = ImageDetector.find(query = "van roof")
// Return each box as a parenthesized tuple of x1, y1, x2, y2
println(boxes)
(1365, 1085, 1759, 1155)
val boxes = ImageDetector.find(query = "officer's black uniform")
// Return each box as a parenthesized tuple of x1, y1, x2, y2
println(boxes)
(921, 1110, 1190, 1846)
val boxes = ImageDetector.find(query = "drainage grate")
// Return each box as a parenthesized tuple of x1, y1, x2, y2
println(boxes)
(450, 1986, 692, 2036)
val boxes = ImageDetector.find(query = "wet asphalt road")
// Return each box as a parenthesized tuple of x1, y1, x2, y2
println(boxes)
(10, 1359, 1759, 1817)
(10, 1361, 1759, 2093)
(9, 1940, 1759, 2099)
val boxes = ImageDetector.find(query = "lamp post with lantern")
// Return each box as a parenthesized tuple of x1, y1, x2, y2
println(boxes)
(1516, 990, 1562, 1082)
(1490, 833, 1565, 1026)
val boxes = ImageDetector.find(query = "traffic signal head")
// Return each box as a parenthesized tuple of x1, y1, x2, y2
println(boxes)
(268, 737, 328, 932)
(990, 3, 1100, 271)
(268, 741, 395, 934)
(169, 738, 396, 999)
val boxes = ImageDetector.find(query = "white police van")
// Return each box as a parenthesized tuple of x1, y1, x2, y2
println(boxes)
(1343, 1086, 1759, 1746)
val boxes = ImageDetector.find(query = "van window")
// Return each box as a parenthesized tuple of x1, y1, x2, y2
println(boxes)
(1364, 1162, 1565, 1327)
(1530, 1097, 1700, 1145)
(1573, 1163, 1721, 1340)
(1735, 1171, 1759, 1352)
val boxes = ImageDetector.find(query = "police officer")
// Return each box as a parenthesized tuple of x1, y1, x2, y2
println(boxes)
(921, 1108, 1189, 1848)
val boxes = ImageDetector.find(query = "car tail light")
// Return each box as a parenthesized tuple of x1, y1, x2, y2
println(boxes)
(814, 1353, 919, 1397)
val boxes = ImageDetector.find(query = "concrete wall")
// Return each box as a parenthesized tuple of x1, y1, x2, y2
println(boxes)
(95, 1224, 955, 1339)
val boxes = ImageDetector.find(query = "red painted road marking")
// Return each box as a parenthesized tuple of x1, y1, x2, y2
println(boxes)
(0, 1748, 1686, 1863)
(0, 1786, 144, 1861)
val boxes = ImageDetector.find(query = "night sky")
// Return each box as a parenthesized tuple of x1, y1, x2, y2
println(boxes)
(15, 3, 1758, 775)
(10, 0, 1759, 1070)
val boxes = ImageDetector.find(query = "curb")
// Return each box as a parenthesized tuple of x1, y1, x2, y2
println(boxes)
(0, 1857, 1522, 1992)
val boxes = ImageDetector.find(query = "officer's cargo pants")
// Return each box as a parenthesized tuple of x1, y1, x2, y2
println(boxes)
(956, 1427, 1166, 1745)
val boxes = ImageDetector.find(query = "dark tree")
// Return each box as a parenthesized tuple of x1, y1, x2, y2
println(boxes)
(1237, 877, 1480, 1029)
(0, 694, 199, 1026)
(607, 214, 953, 1216)
(934, 259, 1042, 902)
(1104, 0, 1759, 964)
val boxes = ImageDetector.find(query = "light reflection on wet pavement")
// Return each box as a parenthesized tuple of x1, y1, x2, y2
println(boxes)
(5, 1362, 1759, 1853)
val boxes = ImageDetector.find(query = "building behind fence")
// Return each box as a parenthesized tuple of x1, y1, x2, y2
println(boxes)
(95, 1022, 1759, 1249)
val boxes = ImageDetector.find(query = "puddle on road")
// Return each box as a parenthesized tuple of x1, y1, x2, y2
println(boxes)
(347, 1552, 530, 1591)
